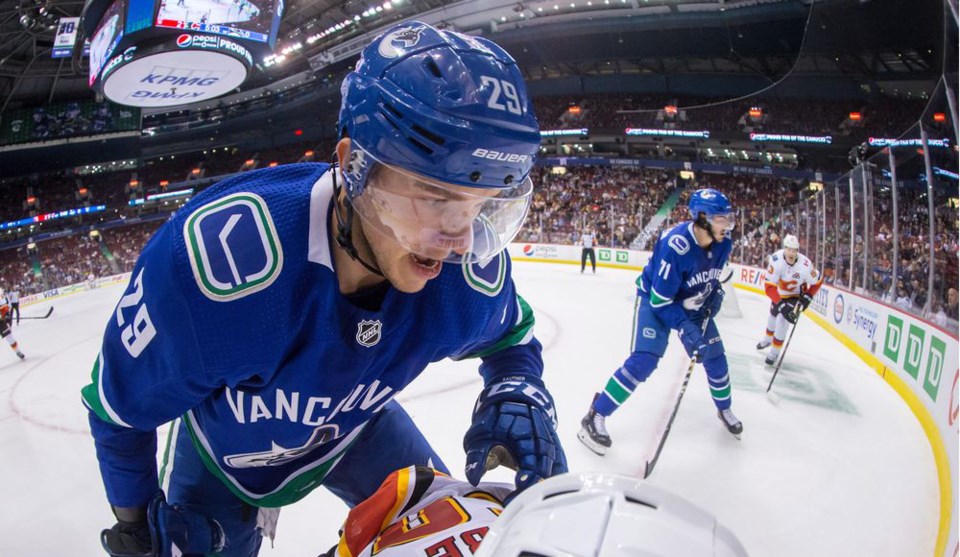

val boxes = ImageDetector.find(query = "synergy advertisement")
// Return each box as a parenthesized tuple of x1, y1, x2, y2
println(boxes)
(728, 262, 958, 557)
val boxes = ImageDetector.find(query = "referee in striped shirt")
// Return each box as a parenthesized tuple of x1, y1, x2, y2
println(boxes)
(580, 228, 596, 274)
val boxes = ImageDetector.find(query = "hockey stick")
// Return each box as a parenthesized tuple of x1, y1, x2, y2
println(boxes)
(643, 311, 712, 479)
(765, 304, 802, 401)
(18, 307, 54, 320)
(719, 267, 735, 284)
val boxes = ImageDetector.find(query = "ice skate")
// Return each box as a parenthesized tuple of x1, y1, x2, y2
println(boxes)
(577, 408, 611, 455)
(756, 337, 772, 350)
(16, 350, 25, 360)
(717, 408, 743, 439)
(765, 349, 780, 367)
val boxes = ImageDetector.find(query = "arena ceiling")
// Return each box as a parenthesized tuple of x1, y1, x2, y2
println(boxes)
(0, 0, 945, 113)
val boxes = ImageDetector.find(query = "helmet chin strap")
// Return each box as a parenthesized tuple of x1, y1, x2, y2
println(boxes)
(332, 164, 386, 278)
(694, 214, 716, 247)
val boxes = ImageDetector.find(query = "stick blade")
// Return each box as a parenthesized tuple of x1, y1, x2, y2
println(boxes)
(766, 389, 781, 406)
(643, 457, 657, 479)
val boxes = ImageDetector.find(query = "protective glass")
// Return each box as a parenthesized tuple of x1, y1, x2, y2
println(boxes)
(348, 148, 533, 264)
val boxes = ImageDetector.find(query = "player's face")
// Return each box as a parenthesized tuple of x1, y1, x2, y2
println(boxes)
(358, 165, 499, 293)
(707, 213, 735, 242)
(784, 247, 799, 264)
(339, 139, 532, 268)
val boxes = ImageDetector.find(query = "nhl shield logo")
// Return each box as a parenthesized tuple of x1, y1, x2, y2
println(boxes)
(356, 319, 382, 347)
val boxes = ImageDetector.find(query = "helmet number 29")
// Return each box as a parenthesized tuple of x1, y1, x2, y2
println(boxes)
(480, 76, 522, 115)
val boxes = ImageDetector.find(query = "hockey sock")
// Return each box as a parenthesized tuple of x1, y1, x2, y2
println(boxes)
(703, 355, 732, 410)
(5, 335, 17, 349)
(766, 313, 777, 335)
(594, 352, 657, 417)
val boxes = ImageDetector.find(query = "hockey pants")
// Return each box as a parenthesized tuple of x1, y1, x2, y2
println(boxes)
(160, 401, 448, 557)
(594, 294, 732, 417)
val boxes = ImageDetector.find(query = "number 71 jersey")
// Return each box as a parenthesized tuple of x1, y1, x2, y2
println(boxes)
(334, 466, 511, 557)
(638, 222, 732, 313)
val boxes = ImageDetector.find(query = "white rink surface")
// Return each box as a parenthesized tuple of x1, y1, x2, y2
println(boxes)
(0, 262, 939, 557)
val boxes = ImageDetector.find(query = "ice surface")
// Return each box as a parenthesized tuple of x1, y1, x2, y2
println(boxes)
(0, 262, 938, 556)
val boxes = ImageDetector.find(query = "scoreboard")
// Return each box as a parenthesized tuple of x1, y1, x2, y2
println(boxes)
(81, 0, 282, 107)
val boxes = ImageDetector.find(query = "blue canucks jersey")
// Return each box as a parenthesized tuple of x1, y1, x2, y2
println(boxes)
(82, 163, 541, 509)
(637, 221, 732, 328)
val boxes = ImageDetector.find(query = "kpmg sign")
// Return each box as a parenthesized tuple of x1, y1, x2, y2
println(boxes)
(99, 34, 252, 108)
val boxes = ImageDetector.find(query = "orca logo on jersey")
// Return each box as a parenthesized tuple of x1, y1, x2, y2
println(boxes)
(667, 235, 690, 255)
(357, 319, 382, 347)
(463, 250, 506, 296)
(184, 192, 283, 301)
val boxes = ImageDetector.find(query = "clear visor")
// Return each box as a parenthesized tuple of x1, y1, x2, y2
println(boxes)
(348, 151, 533, 264)
(708, 213, 736, 233)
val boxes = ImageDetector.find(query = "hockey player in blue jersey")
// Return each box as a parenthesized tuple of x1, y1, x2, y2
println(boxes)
(577, 189, 741, 455)
(82, 21, 566, 557)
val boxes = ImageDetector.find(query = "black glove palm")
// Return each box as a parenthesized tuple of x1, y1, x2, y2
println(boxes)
(777, 299, 799, 324)
(101, 519, 152, 557)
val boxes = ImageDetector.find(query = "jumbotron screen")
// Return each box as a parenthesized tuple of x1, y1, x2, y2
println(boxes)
(88, 0, 124, 86)
(154, 0, 282, 43)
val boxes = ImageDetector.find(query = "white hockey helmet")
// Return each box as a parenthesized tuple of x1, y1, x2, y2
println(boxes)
(782, 235, 800, 250)
(474, 472, 749, 557)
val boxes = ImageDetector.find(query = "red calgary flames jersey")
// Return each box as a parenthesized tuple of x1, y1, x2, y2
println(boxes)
(336, 466, 512, 557)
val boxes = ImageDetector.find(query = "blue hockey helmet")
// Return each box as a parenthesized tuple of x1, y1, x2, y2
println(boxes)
(688, 188, 735, 233)
(339, 21, 540, 192)
(336, 21, 540, 264)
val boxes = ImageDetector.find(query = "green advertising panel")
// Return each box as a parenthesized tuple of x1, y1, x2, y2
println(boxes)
(923, 334, 946, 402)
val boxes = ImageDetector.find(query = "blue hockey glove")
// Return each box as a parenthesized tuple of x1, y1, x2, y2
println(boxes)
(463, 377, 567, 492)
(678, 320, 709, 361)
(701, 287, 725, 318)
(101, 492, 225, 557)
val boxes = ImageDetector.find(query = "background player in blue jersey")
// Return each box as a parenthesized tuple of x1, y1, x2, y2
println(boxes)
(577, 189, 741, 455)
(82, 21, 566, 557)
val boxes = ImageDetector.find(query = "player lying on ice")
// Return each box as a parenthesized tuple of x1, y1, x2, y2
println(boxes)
(322, 466, 749, 557)
(81, 21, 566, 557)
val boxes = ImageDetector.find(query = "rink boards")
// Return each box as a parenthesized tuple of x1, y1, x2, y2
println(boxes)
(509, 242, 958, 557)
(18, 246, 958, 557)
